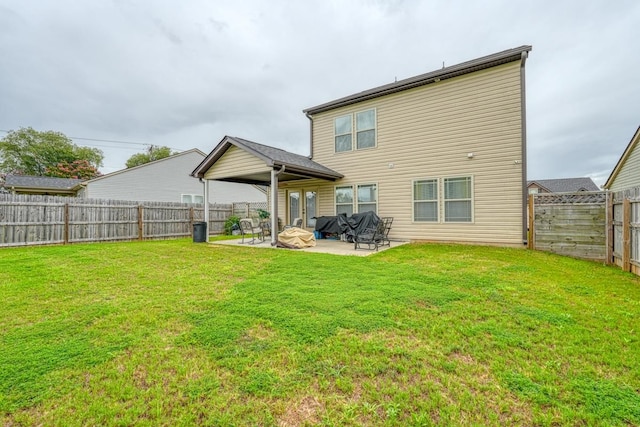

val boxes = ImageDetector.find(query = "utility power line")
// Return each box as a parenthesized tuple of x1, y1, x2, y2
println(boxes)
(0, 129, 182, 152)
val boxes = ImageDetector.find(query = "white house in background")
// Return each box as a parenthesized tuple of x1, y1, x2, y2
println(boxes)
(604, 125, 640, 192)
(83, 149, 266, 203)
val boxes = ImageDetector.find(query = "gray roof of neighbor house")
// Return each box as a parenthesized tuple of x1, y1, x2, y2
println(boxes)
(192, 136, 343, 184)
(3, 174, 84, 190)
(304, 45, 533, 115)
(527, 177, 600, 193)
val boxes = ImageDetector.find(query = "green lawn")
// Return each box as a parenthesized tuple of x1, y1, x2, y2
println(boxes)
(1, 239, 638, 426)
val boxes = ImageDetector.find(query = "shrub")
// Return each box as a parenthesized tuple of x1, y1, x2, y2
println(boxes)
(224, 215, 240, 235)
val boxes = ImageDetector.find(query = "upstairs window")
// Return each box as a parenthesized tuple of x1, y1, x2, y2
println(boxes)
(334, 109, 376, 152)
(356, 110, 376, 149)
(334, 115, 352, 152)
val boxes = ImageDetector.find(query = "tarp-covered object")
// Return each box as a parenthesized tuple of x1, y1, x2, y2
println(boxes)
(277, 227, 316, 249)
(340, 211, 380, 242)
(314, 213, 347, 235)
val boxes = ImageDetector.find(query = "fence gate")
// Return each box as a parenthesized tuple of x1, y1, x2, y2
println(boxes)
(611, 187, 640, 275)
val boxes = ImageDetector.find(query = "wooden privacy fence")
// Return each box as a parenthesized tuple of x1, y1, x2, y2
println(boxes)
(528, 192, 607, 262)
(529, 188, 640, 276)
(611, 187, 640, 275)
(0, 194, 266, 247)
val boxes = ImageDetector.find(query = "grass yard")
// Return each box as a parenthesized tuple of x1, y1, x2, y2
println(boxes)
(1, 239, 639, 426)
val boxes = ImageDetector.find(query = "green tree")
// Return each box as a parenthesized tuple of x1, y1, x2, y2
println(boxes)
(0, 127, 103, 177)
(125, 146, 174, 168)
(46, 159, 102, 180)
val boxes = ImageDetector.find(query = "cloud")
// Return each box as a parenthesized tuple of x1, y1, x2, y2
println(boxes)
(0, 0, 638, 184)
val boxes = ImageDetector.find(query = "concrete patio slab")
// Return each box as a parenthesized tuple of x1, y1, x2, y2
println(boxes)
(207, 236, 408, 256)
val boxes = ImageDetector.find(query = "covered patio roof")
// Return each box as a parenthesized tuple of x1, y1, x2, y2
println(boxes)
(191, 136, 343, 246)
(191, 136, 343, 185)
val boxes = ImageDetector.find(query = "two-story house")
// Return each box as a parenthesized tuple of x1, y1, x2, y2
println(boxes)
(192, 45, 532, 246)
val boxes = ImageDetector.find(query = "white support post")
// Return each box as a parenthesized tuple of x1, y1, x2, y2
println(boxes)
(270, 169, 279, 246)
(204, 179, 210, 243)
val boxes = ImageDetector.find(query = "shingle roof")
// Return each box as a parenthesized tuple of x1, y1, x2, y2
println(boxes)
(191, 136, 343, 181)
(527, 177, 600, 193)
(304, 45, 532, 115)
(3, 174, 84, 190)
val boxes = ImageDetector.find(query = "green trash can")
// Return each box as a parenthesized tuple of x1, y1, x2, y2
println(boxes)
(193, 222, 207, 243)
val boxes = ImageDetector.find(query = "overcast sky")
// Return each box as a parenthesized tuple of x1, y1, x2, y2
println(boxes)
(1, 1, 638, 185)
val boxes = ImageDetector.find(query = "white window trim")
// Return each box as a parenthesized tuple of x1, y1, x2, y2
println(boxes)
(335, 183, 379, 215)
(356, 182, 378, 214)
(412, 178, 439, 223)
(356, 108, 377, 150)
(333, 108, 377, 153)
(410, 176, 475, 223)
(443, 175, 474, 223)
(334, 114, 353, 153)
(334, 184, 354, 216)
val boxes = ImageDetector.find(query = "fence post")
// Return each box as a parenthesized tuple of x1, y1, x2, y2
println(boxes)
(138, 205, 144, 241)
(622, 198, 631, 272)
(527, 194, 534, 250)
(606, 192, 613, 265)
(64, 203, 69, 245)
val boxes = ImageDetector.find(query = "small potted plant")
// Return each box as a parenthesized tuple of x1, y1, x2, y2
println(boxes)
(224, 215, 241, 235)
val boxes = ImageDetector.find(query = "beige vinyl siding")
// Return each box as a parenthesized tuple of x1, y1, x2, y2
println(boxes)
(304, 61, 525, 245)
(203, 146, 270, 180)
(609, 142, 640, 191)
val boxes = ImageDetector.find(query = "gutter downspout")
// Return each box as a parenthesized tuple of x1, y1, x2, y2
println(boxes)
(305, 112, 314, 159)
(520, 50, 529, 246)
(270, 165, 285, 246)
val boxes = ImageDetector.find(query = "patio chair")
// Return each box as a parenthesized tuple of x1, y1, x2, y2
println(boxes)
(379, 217, 393, 247)
(354, 219, 387, 251)
(283, 217, 303, 230)
(239, 218, 263, 244)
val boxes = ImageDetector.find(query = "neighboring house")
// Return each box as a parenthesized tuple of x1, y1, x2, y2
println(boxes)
(604, 125, 640, 192)
(1, 174, 84, 196)
(84, 149, 266, 203)
(527, 177, 600, 194)
(192, 45, 532, 246)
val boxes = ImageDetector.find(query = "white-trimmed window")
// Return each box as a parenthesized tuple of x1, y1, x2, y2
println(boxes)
(357, 183, 377, 214)
(182, 194, 204, 204)
(356, 110, 376, 149)
(413, 179, 438, 222)
(334, 115, 352, 152)
(335, 185, 354, 215)
(444, 177, 472, 222)
(334, 109, 376, 152)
